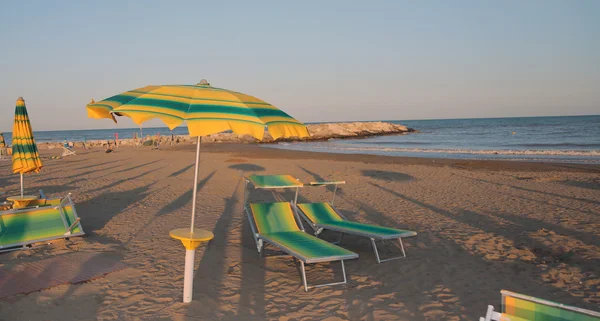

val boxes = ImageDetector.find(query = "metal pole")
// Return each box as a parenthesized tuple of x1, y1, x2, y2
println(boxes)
(20, 173, 23, 198)
(190, 136, 201, 234)
(183, 249, 195, 303)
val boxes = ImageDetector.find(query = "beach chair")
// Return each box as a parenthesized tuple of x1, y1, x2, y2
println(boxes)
(61, 142, 76, 156)
(0, 193, 85, 252)
(480, 290, 600, 321)
(247, 201, 358, 291)
(296, 181, 417, 263)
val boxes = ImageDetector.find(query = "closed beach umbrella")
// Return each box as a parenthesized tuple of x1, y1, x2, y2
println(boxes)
(12, 97, 43, 197)
(87, 80, 309, 302)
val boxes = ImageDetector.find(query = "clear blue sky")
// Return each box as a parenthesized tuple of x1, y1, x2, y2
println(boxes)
(1, 1, 599, 131)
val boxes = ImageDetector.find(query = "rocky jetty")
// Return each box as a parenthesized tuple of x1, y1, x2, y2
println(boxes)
(38, 121, 415, 149)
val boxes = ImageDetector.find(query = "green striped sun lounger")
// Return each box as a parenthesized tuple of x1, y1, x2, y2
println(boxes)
(480, 290, 600, 321)
(246, 202, 358, 291)
(0, 194, 84, 252)
(297, 181, 417, 263)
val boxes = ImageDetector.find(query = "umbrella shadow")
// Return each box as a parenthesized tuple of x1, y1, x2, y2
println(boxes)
(228, 164, 265, 173)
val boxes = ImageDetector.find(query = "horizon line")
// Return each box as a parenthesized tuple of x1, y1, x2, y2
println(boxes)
(0, 113, 598, 134)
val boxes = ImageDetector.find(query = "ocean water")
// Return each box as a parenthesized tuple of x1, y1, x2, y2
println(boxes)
(269, 115, 600, 164)
(1, 115, 599, 163)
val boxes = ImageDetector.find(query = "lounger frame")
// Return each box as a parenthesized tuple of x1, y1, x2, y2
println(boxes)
(62, 146, 76, 156)
(298, 181, 412, 263)
(243, 176, 354, 291)
(0, 193, 84, 252)
(480, 290, 600, 320)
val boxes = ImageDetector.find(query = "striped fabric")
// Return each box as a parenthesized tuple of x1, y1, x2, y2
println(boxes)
(249, 202, 357, 262)
(247, 174, 303, 189)
(503, 292, 600, 321)
(298, 202, 417, 239)
(12, 97, 43, 174)
(250, 202, 300, 234)
(87, 83, 310, 140)
(297, 203, 344, 223)
(0, 205, 82, 248)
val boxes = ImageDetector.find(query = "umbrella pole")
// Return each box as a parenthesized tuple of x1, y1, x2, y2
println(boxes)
(182, 136, 201, 303)
(20, 173, 23, 198)
(190, 136, 201, 234)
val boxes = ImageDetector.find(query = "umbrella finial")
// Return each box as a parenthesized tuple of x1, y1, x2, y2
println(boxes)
(17, 97, 24, 101)
(90, 99, 96, 104)
(197, 79, 210, 86)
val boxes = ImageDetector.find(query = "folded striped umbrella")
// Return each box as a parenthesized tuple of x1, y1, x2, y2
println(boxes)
(86, 80, 309, 140)
(12, 97, 43, 197)
(87, 80, 309, 303)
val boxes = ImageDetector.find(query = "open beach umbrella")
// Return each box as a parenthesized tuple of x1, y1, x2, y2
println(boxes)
(87, 79, 309, 302)
(12, 97, 43, 197)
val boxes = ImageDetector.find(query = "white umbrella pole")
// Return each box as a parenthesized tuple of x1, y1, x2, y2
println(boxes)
(20, 173, 23, 198)
(190, 136, 201, 234)
(183, 136, 201, 303)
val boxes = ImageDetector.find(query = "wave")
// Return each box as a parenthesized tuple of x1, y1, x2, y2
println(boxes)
(351, 141, 434, 145)
(505, 143, 600, 148)
(295, 144, 600, 157)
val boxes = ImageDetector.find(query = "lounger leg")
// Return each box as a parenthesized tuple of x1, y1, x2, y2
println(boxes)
(301, 260, 348, 291)
(300, 261, 308, 291)
(398, 238, 406, 257)
(371, 238, 407, 263)
(371, 238, 382, 263)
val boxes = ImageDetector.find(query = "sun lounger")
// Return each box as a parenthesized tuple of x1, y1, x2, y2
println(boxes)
(0, 193, 84, 252)
(480, 290, 600, 321)
(247, 201, 358, 291)
(61, 142, 76, 156)
(296, 181, 417, 263)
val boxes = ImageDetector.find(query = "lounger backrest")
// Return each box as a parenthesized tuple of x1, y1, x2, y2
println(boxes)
(502, 290, 600, 321)
(250, 202, 300, 234)
(297, 203, 344, 224)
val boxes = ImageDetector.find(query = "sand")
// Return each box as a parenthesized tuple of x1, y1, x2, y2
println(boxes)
(0, 144, 598, 320)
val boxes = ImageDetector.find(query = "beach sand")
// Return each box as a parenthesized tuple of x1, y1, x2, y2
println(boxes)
(0, 144, 598, 320)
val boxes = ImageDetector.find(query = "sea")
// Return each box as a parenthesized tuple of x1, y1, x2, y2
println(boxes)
(269, 115, 600, 164)
(1, 115, 599, 164)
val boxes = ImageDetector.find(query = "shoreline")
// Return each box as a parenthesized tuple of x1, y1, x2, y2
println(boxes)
(41, 143, 600, 173)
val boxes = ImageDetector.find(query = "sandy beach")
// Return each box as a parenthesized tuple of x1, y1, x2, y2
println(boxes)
(0, 144, 598, 320)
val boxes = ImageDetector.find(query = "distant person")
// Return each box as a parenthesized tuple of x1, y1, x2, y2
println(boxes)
(105, 140, 113, 153)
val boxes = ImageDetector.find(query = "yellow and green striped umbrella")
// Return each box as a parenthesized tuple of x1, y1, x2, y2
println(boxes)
(12, 97, 43, 197)
(86, 80, 309, 303)
(86, 80, 309, 140)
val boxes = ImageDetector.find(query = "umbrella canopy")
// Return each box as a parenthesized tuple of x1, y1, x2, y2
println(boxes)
(87, 80, 309, 140)
(12, 97, 43, 174)
(87, 80, 309, 303)
(12, 97, 43, 197)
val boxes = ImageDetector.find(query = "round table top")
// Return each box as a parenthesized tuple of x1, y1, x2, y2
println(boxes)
(6, 195, 38, 201)
(169, 228, 214, 242)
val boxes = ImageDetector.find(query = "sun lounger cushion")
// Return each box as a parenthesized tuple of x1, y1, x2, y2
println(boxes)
(250, 202, 357, 263)
(0, 204, 83, 249)
(297, 202, 417, 239)
(502, 291, 600, 321)
(261, 231, 357, 263)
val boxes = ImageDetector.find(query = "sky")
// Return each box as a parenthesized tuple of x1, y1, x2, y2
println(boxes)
(0, 1, 599, 131)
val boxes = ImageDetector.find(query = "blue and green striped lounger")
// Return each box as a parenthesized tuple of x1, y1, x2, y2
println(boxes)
(247, 202, 358, 291)
(480, 290, 600, 321)
(297, 202, 417, 263)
